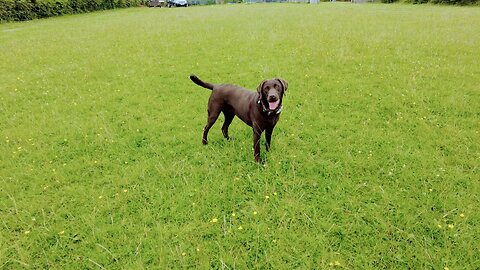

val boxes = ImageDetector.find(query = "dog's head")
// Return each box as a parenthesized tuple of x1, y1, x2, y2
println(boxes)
(257, 78, 288, 113)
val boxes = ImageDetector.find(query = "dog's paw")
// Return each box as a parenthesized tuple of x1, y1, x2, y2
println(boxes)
(265, 143, 271, 152)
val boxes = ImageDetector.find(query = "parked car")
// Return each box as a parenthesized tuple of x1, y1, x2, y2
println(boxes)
(168, 0, 188, 7)
(148, 0, 165, 7)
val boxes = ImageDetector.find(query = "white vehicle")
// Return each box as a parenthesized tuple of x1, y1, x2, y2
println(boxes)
(168, 0, 188, 7)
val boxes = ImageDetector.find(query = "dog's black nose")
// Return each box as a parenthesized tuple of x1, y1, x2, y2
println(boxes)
(268, 94, 278, 101)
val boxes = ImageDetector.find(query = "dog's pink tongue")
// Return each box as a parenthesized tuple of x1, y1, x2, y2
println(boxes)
(269, 101, 279, 110)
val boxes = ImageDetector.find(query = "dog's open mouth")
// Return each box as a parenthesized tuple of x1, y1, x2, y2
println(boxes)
(268, 100, 280, 111)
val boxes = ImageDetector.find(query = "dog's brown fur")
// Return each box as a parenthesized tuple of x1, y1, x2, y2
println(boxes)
(190, 74, 288, 162)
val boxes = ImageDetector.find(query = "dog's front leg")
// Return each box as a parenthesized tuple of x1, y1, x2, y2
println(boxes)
(253, 125, 263, 163)
(265, 127, 273, 152)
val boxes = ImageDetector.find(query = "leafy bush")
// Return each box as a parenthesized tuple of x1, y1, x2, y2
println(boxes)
(0, 0, 37, 21)
(402, 0, 476, 4)
(430, 0, 477, 4)
(32, 0, 73, 18)
(0, 0, 142, 22)
(408, 0, 429, 4)
(0, 0, 16, 21)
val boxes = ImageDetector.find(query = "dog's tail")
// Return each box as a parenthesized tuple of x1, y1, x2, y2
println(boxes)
(190, 74, 214, 90)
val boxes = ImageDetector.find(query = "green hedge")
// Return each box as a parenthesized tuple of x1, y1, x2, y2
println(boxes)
(429, 0, 477, 4)
(382, 0, 477, 4)
(0, 0, 143, 22)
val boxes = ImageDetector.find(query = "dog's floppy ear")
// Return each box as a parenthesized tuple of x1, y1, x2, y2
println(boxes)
(276, 78, 288, 95)
(256, 80, 267, 97)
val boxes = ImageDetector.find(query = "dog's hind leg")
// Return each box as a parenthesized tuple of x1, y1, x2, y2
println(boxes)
(221, 111, 235, 140)
(203, 105, 221, 145)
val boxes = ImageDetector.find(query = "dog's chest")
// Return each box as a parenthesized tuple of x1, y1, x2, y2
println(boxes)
(258, 114, 280, 128)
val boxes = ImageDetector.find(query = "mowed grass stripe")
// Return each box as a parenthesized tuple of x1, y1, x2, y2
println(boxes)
(1, 3, 479, 269)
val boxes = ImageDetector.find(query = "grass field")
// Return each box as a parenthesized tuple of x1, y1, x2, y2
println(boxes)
(1, 3, 480, 269)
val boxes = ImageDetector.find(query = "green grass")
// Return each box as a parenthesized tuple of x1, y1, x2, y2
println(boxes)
(1, 3, 479, 269)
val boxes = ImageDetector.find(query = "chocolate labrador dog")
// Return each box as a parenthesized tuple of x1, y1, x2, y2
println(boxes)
(190, 74, 288, 163)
